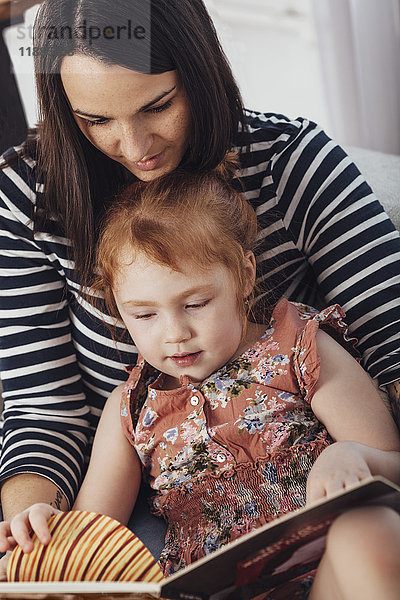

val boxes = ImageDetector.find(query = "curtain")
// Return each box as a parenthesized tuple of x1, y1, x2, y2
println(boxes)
(311, 0, 400, 154)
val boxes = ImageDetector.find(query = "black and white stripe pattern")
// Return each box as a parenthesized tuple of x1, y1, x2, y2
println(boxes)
(1, 113, 399, 506)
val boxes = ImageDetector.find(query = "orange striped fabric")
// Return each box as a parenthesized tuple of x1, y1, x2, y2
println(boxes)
(7, 511, 164, 583)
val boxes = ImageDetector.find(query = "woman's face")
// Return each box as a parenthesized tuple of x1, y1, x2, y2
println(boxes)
(60, 54, 191, 181)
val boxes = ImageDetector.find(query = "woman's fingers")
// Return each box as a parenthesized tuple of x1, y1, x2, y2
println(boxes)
(9, 514, 34, 554)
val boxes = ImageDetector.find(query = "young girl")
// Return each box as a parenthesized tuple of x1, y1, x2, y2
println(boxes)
(1, 161, 399, 599)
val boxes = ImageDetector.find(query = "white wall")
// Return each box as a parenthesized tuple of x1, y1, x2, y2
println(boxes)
(3, 3, 38, 128)
(206, 0, 330, 132)
(312, 0, 400, 155)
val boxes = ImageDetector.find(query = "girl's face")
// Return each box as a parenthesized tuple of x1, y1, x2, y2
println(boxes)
(60, 54, 191, 181)
(113, 252, 257, 388)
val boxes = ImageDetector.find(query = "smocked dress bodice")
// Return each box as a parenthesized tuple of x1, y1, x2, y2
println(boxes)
(120, 299, 354, 583)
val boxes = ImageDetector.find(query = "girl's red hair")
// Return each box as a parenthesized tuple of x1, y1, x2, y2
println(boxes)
(93, 156, 259, 326)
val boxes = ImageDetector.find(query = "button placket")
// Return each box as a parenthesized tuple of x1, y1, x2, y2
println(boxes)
(190, 395, 199, 406)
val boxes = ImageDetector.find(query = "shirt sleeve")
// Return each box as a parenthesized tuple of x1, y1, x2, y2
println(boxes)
(0, 156, 91, 508)
(271, 117, 400, 388)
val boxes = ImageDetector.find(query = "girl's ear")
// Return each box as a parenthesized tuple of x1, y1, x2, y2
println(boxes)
(243, 251, 256, 298)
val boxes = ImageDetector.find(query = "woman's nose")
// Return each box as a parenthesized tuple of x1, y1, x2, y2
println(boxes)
(118, 121, 153, 162)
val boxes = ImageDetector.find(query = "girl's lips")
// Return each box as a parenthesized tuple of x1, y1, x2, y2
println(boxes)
(169, 352, 202, 367)
(134, 150, 165, 171)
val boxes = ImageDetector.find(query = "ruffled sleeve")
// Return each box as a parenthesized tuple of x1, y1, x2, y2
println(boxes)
(120, 357, 159, 445)
(291, 302, 357, 403)
(270, 299, 357, 405)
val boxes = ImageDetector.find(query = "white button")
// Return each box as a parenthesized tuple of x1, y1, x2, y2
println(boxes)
(190, 396, 199, 406)
(216, 453, 226, 463)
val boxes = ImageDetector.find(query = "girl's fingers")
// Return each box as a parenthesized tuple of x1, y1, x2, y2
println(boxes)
(306, 478, 326, 505)
(324, 478, 348, 499)
(313, 473, 362, 503)
(0, 553, 12, 582)
(28, 505, 61, 545)
(0, 522, 13, 552)
(9, 514, 34, 554)
(307, 470, 364, 505)
(10, 504, 61, 553)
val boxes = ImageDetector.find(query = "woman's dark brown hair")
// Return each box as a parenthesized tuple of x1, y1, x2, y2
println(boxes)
(25, 0, 248, 282)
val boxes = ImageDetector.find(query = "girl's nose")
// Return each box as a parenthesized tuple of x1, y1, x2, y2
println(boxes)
(164, 317, 192, 345)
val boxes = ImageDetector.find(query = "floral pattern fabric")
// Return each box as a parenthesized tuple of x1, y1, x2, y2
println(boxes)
(120, 299, 354, 594)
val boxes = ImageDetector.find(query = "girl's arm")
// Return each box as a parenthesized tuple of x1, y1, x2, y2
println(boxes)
(0, 384, 141, 554)
(73, 383, 141, 523)
(387, 381, 400, 431)
(307, 330, 400, 503)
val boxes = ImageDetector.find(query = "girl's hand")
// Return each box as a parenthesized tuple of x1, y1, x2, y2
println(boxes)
(0, 552, 12, 582)
(0, 503, 62, 555)
(306, 441, 372, 505)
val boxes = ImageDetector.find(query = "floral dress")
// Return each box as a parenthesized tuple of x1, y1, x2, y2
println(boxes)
(120, 299, 355, 596)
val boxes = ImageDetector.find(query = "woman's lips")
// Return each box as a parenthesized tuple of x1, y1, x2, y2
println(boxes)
(169, 352, 202, 367)
(134, 150, 165, 171)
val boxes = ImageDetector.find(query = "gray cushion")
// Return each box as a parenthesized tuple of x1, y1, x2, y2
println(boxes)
(345, 146, 400, 231)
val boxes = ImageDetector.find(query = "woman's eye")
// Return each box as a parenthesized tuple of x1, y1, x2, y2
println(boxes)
(147, 99, 173, 114)
(85, 118, 109, 127)
(134, 313, 155, 320)
(186, 300, 210, 310)
(83, 100, 172, 127)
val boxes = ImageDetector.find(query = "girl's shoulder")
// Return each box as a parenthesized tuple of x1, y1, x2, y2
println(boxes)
(270, 298, 357, 355)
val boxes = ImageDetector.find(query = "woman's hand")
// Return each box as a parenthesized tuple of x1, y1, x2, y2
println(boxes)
(306, 441, 373, 505)
(0, 503, 62, 555)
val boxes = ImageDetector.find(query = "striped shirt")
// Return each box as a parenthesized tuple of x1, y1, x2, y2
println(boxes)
(1, 113, 399, 507)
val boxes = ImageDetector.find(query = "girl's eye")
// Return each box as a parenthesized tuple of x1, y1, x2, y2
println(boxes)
(186, 300, 210, 310)
(147, 99, 173, 114)
(134, 313, 155, 320)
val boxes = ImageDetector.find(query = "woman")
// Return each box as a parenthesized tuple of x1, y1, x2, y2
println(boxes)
(0, 0, 399, 533)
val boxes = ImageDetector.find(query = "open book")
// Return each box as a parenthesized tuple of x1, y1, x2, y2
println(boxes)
(0, 476, 399, 600)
